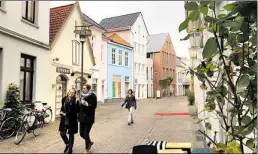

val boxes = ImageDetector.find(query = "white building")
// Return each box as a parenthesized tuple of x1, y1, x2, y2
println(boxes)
(146, 58, 153, 98)
(100, 12, 149, 99)
(49, 2, 96, 119)
(176, 56, 190, 96)
(0, 1, 51, 107)
(82, 13, 107, 104)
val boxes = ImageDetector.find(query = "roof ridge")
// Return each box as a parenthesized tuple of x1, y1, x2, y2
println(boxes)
(82, 13, 106, 30)
(50, 3, 75, 10)
(101, 12, 141, 21)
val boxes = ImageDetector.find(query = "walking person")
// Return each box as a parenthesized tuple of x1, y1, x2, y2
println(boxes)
(59, 88, 80, 154)
(78, 84, 97, 154)
(121, 89, 137, 125)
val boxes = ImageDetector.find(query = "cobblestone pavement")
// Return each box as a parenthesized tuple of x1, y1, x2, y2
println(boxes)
(0, 97, 204, 153)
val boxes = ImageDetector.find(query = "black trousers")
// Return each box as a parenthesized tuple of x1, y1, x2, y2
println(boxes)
(60, 127, 74, 151)
(80, 122, 93, 149)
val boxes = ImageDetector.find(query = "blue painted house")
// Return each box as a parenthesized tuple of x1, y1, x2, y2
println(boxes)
(106, 33, 133, 99)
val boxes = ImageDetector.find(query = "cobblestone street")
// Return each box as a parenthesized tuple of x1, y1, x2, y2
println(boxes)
(0, 97, 204, 153)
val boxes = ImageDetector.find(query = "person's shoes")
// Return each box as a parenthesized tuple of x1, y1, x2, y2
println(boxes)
(84, 149, 89, 154)
(89, 142, 94, 150)
(128, 122, 130, 126)
(64, 144, 69, 153)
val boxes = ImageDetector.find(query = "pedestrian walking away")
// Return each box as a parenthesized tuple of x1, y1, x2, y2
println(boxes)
(59, 88, 80, 154)
(78, 84, 97, 154)
(121, 89, 137, 126)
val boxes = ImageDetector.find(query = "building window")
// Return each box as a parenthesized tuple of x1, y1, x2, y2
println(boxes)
(91, 35, 95, 48)
(134, 63, 137, 72)
(142, 64, 145, 72)
(138, 84, 141, 97)
(151, 67, 153, 80)
(138, 25, 140, 40)
(146, 67, 148, 80)
(112, 48, 116, 64)
(138, 63, 140, 73)
(101, 45, 104, 62)
(22, 1, 36, 23)
(125, 76, 130, 96)
(72, 40, 80, 65)
(118, 50, 122, 65)
(138, 44, 141, 54)
(20, 54, 35, 104)
(125, 52, 129, 67)
(92, 78, 98, 96)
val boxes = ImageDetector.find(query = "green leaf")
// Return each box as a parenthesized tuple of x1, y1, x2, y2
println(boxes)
(246, 139, 255, 149)
(202, 37, 218, 59)
(218, 14, 226, 19)
(185, 2, 199, 11)
(200, 1, 210, 6)
(199, 6, 208, 15)
(209, 2, 215, 10)
(238, 75, 250, 89)
(216, 143, 226, 151)
(223, 3, 236, 11)
(204, 16, 217, 23)
(205, 122, 212, 130)
(250, 63, 257, 72)
(241, 116, 251, 125)
(179, 18, 189, 32)
(189, 11, 200, 21)
(181, 34, 192, 41)
(227, 33, 237, 48)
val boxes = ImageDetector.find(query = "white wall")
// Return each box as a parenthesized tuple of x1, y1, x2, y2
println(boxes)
(0, 1, 49, 44)
(146, 58, 153, 97)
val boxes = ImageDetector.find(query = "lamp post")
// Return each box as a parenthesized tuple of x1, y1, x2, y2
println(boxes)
(73, 25, 92, 98)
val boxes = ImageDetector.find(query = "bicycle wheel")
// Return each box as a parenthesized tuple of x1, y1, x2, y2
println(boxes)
(44, 108, 52, 124)
(0, 117, 19, 139)
(14, 123, 27, 145)
(33, 118, 44, 136)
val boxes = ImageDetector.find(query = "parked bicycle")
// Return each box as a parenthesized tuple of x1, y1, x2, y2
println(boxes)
(14, 106, 44, 145)
(33, 101, 52, 124)
(0, 108, 20, 139)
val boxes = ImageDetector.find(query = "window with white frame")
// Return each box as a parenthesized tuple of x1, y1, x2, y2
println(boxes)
(91, 35, 95, 48)
(138, 63, 140, 73)
(138, 25, 141, 41)
(118, 50, 122, 65)
(72, 40, 80, 65)
(151, 67, 153, 80)
(101, 45, 104, 62)
(134, 63, 137, 72)
(112, 48, 116, 64)
(138, 44, 141, 54)
(142, 64, 145, 72)
(125, 52, 129, 67)
(22, 1, 36, 24)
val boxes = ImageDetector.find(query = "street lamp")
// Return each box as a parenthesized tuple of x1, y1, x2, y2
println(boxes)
(73, 25, 92, 98)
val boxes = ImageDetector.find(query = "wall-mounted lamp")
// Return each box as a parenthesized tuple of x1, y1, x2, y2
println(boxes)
(53, 58, 59, 62)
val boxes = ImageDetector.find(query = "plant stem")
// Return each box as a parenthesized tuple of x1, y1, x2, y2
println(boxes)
(198, 129, 217, 146)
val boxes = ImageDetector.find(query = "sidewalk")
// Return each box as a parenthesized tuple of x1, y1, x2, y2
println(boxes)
(0, 96, 204, 153)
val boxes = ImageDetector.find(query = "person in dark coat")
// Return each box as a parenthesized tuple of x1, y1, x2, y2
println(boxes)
(121, 89, 137, 125)
(59, 88, 79, 154)
(78, 84, 97, 154)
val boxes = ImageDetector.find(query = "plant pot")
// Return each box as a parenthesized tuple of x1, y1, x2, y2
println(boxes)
(188, 105, 198, 116)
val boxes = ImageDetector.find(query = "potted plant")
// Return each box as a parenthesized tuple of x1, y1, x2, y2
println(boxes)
(186, 90, 198, 116)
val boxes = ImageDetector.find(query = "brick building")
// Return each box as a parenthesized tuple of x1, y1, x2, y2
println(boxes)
(147, 33, 177, 97)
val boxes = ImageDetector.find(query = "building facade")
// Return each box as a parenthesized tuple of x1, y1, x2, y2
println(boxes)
(82, 13, 107, 104)
(147, 33, 177, 98)
(50, 2, 95, 119)
(146, 58, 153, 98)
(100, 12, 149, 99)
(106, 33, 133, 99)
(0, 1, 51, 107)
(176, 56, 190, 96)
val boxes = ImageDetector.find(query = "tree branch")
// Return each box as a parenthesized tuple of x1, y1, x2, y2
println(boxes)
(198, 129, 217, 146)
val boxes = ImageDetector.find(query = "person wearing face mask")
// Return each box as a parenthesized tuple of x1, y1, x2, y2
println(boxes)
(121, 89, 137, 125)
(78, 84, 97, 154)
(59, 88, 79, 154)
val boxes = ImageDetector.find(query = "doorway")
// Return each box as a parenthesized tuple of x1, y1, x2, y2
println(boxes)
(55, 75, 67, 117)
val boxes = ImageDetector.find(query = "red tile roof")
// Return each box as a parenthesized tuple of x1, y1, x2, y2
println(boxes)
(50, 3, 75, 44)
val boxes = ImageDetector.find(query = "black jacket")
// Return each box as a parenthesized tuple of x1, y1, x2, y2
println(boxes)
(122, 95, 137, 109)
(59, 96, 79, 134)
(78, 92, 97, 124)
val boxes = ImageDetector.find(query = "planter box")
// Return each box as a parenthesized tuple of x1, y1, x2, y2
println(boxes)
(188, 105, 198, 116)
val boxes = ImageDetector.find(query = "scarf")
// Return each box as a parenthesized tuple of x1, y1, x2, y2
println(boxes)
(81, 92, 91, 104)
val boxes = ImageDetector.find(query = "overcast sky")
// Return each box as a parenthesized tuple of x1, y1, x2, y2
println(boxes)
(50, 1, 189, 58)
